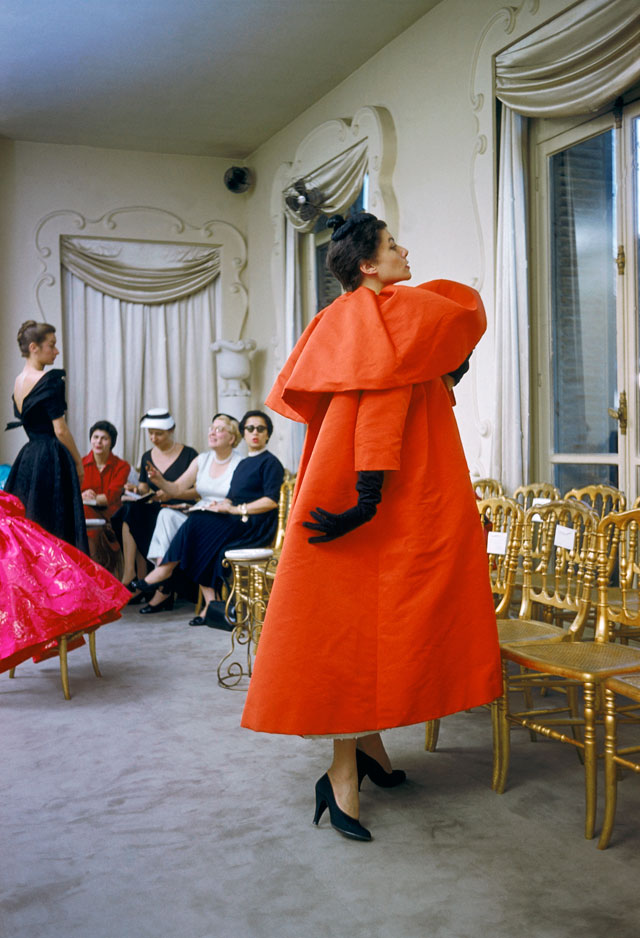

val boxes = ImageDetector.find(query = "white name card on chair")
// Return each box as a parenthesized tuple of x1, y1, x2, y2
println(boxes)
(487, 531, 508, 555)
(531, 497, 551, 523)
(554, 525, 576, 550)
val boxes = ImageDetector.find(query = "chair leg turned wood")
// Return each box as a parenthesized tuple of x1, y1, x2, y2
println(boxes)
(88, 631, 101, 678)
(424, 719, 440, 751)
(598, 686, 618, 849)
(59, 635, 71, 700)
(9, 667, 16, 679)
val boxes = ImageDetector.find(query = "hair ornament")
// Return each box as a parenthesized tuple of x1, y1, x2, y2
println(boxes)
(328, 212, 377, 242)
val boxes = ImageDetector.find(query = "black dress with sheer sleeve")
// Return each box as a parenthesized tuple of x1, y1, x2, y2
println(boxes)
(5, 368, 88, 551)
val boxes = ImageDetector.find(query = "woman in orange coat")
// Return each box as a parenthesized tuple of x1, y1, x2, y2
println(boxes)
(241, 212, 501, 841)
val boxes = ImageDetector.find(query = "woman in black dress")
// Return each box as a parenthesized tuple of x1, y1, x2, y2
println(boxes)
(131, 410, 284, 622)
(112, 408, 197, 592)
(5, 320, 88, 551)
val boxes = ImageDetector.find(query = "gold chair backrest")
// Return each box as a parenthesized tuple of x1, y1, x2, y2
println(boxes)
(272, 471, 297, 554)
(477, 496, 524, 617)
(473, 477, 504, 499)
(565, 485, 626, 578)
(564, 484, 626, 518)
(595, 508, 640, 643)
(519, 499, 599, 638)
(512, 482, 561, 511)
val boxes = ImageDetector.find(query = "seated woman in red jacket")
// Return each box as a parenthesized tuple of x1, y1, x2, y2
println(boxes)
(82, 420, 130, 569)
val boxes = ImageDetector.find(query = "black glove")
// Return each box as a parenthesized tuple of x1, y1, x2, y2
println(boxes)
(448, 354, 471, 386)
(303, 470, 384, 544)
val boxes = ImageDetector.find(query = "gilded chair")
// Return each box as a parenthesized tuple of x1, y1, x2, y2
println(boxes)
(592, 507, 640, 847)
(473, 477, 504, 499)
(493, 507, 640, 842)
(8, 629, 102, 701)
(425, 496, 524, 751)
(564, 483, 626, 519)
(512, 482, 560, 511)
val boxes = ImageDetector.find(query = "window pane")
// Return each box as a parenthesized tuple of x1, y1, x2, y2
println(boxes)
(550, 131, 617, 455)
(554, 463, 618, 494)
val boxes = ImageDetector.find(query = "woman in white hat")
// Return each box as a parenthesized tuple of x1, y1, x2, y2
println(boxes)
(111, 408, 197, 598)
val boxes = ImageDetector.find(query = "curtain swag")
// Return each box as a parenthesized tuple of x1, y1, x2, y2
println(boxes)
(282, 139, 368, 232)
(495, 0, 640, 117)
(61, 237, 221, 304)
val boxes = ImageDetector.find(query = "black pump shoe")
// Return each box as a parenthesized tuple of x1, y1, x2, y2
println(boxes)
(139, 593, 174, 614)
(126, 579, 154, 604)
(313, 773, 371, 841)
(356, 749, 407, 790)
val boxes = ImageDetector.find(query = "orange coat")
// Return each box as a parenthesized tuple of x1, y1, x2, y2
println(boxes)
(241, 281, 502, 736)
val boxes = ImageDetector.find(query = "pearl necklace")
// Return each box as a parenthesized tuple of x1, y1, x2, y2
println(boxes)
(213, 451, 233, 465)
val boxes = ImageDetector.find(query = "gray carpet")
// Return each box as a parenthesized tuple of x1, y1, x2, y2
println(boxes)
(1, 602, 639, 938)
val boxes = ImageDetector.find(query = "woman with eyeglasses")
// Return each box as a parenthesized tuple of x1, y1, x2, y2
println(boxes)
(139, 413, 243, 613)
(130, 410, 284, 624)
(241, 212, 501, 842)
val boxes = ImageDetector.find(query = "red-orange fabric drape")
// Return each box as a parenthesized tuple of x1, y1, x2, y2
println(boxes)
(241, 280, 502, 736)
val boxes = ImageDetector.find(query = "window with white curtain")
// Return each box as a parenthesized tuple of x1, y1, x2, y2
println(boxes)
(531, 99, 640, 498)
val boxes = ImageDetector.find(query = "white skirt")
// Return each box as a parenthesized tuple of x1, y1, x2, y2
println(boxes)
(147, 507, 188, 562)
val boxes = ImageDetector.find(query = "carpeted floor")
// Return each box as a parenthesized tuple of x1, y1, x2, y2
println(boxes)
(1, 602, 639, 938)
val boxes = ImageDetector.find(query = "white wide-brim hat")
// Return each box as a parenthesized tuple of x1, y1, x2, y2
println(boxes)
(140, 408, 175, 430)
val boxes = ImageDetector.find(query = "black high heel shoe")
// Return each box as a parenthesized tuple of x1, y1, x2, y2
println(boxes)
(126, 579, 154, 605)
(139, 592, 174, 614)
(356, 749, 407, 789)
(313, 773, 372, 841)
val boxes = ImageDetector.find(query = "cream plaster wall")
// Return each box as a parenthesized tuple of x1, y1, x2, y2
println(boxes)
(245, 0, 574, 473)
(0, 141, 248, 463)
(0, 0, 577, 473)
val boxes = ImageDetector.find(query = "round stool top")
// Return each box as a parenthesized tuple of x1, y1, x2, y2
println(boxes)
(224, 547, 273, 561)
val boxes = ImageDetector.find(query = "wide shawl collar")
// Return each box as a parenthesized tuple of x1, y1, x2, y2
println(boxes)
(266, 280, 486, 423)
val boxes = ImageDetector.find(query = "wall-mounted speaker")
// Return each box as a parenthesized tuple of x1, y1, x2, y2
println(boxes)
(224, 166, 254, 194)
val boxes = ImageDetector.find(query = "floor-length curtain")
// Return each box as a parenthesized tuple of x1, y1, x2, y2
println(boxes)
(490, 0, 640, 489)
(61, 270, 217, 468)
(490, 107, 529, 493)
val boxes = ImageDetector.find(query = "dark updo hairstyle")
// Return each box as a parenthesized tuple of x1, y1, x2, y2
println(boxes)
(89, 420, 118, 449)
(325, 212, 387, 292)
(17, 320, 56, 357)
(239, 409, 273, 440)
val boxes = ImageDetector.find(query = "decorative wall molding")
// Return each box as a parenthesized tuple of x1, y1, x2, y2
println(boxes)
(33, 206, 248, 341)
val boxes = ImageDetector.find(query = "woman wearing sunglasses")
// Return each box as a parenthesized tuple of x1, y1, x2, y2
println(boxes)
(130, 409, 284, 624)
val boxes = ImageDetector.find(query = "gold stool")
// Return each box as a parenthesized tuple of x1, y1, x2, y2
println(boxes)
(216, 548, 274, 689)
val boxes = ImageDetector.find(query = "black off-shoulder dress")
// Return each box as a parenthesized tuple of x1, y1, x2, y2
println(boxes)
(5, 369, 88, 551)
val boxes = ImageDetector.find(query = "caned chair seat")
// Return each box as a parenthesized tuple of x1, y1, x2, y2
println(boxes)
(496, 618, 565, 645)
(501, 640, 640, 683)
